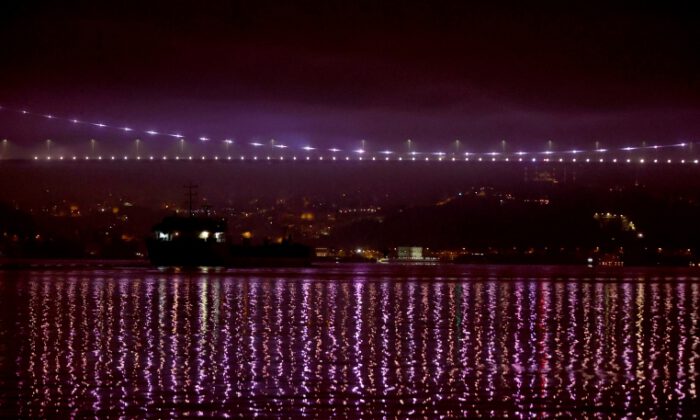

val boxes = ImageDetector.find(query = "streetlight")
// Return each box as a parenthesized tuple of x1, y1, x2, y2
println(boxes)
(135, 139, 141, 157)
(90, 139, 96, 156)
(180, 138, 185, 154)
(1, 139, 7, 159)
(407, 139, 412, 154)
(46, 139, 52, 157)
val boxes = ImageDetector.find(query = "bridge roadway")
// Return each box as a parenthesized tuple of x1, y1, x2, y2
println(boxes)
(8, 154, 700, 165)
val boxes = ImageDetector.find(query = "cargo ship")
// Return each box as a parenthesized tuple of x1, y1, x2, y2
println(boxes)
(147, 214, 313, 267)
(146, 186, 312, 267)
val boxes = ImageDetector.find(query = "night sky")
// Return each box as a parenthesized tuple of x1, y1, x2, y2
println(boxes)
(1, 1, 699, 152)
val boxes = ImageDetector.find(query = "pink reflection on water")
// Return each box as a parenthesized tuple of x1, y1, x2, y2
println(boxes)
(3, 265, 700, 417)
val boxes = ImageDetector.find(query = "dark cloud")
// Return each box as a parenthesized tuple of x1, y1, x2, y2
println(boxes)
(1, 1, 699, 150)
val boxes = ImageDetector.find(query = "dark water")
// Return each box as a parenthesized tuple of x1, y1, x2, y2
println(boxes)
(0, 265, 699, 418)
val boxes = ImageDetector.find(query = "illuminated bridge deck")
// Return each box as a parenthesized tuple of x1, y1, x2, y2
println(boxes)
(10, 154, 700, 165)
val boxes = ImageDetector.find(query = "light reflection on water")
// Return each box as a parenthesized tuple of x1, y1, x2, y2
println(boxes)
(0, 265, 699, 417)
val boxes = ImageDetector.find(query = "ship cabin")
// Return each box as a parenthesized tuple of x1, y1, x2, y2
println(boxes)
(153, 216, 227, 243)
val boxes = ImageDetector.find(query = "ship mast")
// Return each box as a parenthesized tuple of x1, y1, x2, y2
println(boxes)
(184, 184, 198, 217)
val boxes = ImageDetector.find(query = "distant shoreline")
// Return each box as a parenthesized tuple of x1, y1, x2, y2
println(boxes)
(3, 258, 700, 273)
(0, 258, 150, 269)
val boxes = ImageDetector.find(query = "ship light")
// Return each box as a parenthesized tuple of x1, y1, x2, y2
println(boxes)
(199, 231, 210, 239)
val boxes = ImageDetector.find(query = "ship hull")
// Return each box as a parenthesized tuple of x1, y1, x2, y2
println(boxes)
(147, 240, 312, 268)
(146, 239, 230, 267)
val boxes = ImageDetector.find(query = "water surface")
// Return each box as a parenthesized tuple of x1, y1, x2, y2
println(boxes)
(0, 264, 698, 417)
